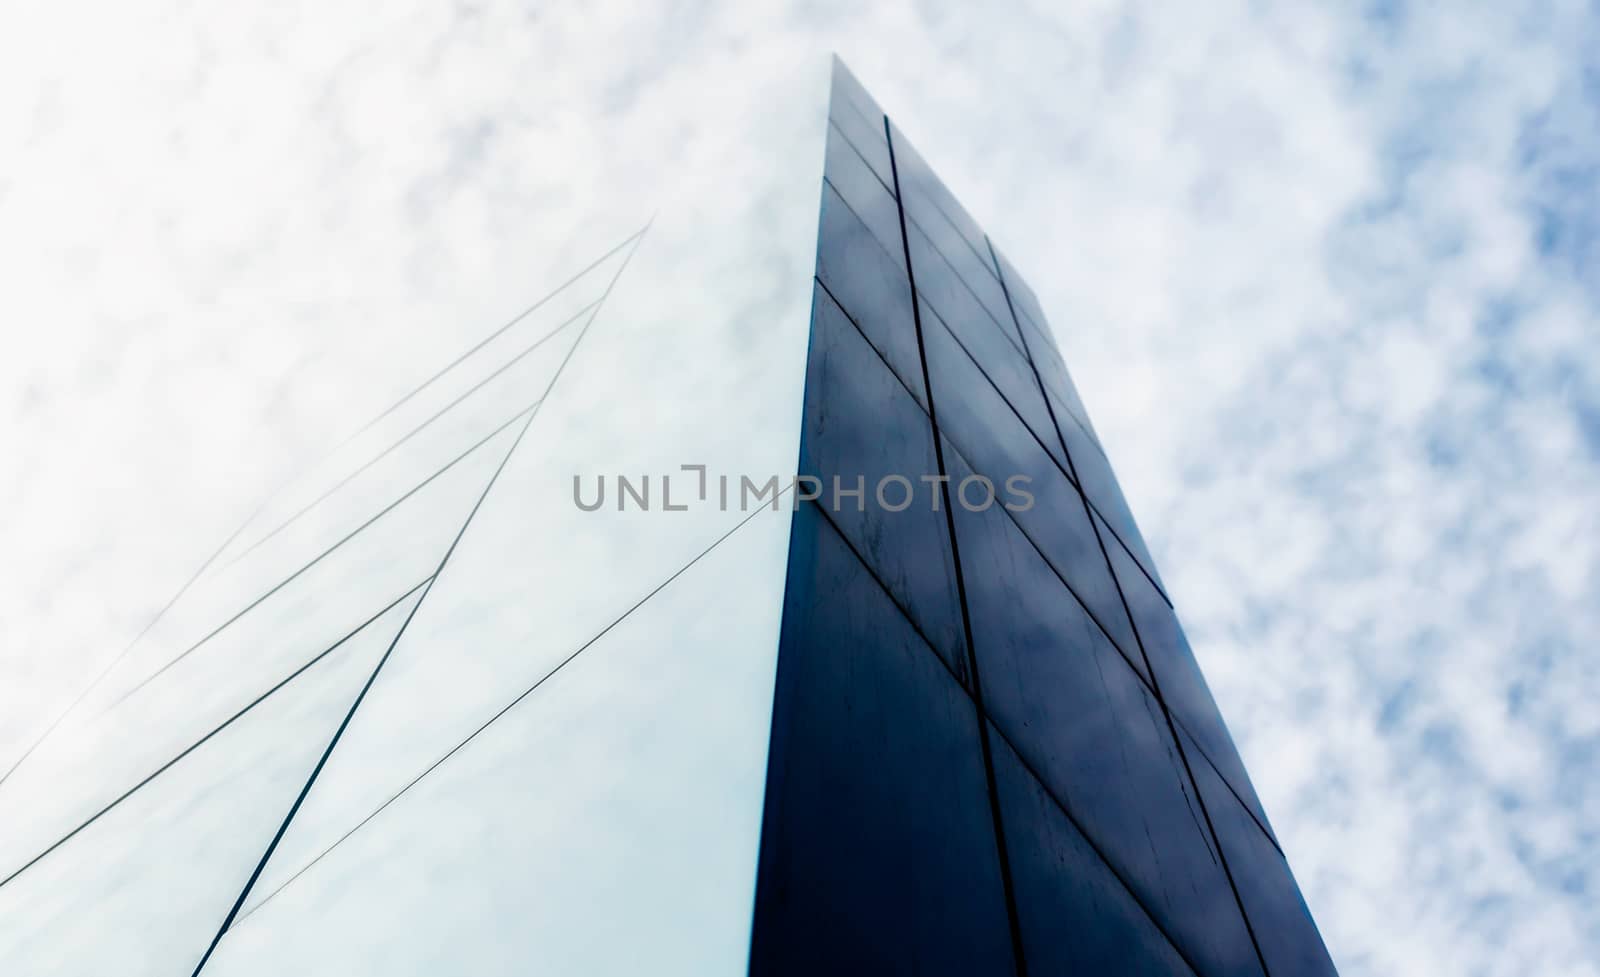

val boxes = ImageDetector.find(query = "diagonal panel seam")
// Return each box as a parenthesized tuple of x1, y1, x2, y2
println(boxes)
(231, 487, 793, 928)
(0, 577, 433, 892)
(804, 499, 1208, 977)
(187, 219, 653, 977)
(987, 234, 1275, 977)
(223, 298, 599, 569)
(875, 246, 1279, 849)
(326, 226, 647, 458)
(101, 394, 547, 713)
(0, 225, 645, 798)
(816, 273, 1170, 744)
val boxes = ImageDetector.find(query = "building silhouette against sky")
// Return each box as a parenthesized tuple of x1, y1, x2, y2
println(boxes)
(0, 56, 1334, 976)
(749, 59, 1336, 977)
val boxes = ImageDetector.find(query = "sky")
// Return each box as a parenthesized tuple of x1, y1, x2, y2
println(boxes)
(2, 1, 1599, 976)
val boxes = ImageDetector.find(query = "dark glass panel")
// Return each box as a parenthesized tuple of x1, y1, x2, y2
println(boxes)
(1185, 729, 1339, 977)
(823, 121, 902, 259)
(924, 323, 1137, 659)
(903, 200, 1014, 333)
(947, 435, 1146, 690)
(1041, 374, 1101, 466)
(991, 730, 1201, 977)
(884, 122, 997, 308)
(989, 246, 1063, 364)
(947, 461, 1263, 977)
(904, 215, 1023, 365)
(1057, 407, 1165, 595)
(815, 182, 926, 408)
(985, 245, 1102, 451)
(1014, 302, 1101, 448)
(750, 503, 1016, 977)
(1098, 508, 1273, 839)
(798, 283, 966, 677)
(918, 291, 1068, 475)
(832, 80, 896, 192)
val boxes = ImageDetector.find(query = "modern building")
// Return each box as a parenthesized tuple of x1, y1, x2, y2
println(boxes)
(748, 59, 1337, 977)
(0, 57, 1334, 976)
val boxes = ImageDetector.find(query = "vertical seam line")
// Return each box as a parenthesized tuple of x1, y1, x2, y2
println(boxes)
(886, 117, 1029, 977)
(805, 497, 1210, 977)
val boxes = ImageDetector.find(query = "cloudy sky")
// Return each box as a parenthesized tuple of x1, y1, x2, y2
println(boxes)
(2, 2, 1598, 976)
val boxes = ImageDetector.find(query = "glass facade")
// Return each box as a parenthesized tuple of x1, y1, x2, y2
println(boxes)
(0, 55, 827, 976)
(750, 58, 1336, 977)
(0, 54, 1332, 977)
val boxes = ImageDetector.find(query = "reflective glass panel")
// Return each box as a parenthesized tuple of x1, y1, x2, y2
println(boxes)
(815, 182, 927, 409)
(797, 283, 966, 678)
(991, 729, 1201, 977)
(750, 503, 1015, 976)
(1185, 729, 1338, 977)
(925, 324, 1138, 659)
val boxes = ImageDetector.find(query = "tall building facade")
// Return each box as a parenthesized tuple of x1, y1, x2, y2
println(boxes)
(0, 57, 1333, 976)
(748, 60, 1336, 977)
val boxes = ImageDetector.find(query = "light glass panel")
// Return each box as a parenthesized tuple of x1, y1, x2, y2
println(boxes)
(206, 57, 822, 975)
(0, 590, 420, 976)
(0, 427, 511, 870)
(222, 263, 608, 570)
(206, 504, 792, 977)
